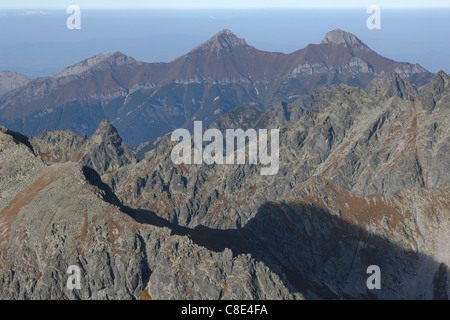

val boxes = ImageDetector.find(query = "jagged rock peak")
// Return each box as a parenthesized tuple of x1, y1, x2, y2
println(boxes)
(420, 70, 448, 94)
(0, 126, 34, 153)
(419, 70, 449, 109)
(89, 119, 121, 145)
(432, 70, 449, 86)
(366, 72, 418, 101)
(190, 29, 249, 53)
(321, 29, 368, 48)
(94, 119, 118, 135)
(437, 69, 449, 77)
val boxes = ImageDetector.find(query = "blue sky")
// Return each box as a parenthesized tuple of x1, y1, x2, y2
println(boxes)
(1, 0, 450, 9)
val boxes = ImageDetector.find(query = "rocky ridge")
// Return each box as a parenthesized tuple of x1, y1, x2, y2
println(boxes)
(0, 134, 300, 300)
(0, 72, 448, 300)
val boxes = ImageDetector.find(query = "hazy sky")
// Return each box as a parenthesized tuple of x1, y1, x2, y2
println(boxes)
(0, 5, 448, 78)
(1, 0, 450, 9)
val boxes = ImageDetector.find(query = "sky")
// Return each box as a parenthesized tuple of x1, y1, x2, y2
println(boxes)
(0, 4, 449, 78)
(1, 0, 450, 9)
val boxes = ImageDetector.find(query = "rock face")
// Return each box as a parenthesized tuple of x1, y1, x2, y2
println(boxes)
(0, 72, 448, 300)
(55, 54, 108, 78)
(114, 72, 449, 299)
(0, 127, 45, 212)
(29, 119, 137, 187)
(0, 29, 433, 147)
(321, 29, 368, 47)
(366, 72, 419, 101)
(0, 140, 300, 300)
(118, 72, 449, 224)
(79, 119, 137, 176)
(0, 71, 29, 97)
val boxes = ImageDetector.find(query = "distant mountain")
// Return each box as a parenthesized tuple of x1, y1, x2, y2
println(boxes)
(0, 29, 433, 147)
(0, 71, 30, 97)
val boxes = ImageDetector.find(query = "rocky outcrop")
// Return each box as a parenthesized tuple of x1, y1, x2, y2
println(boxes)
(366, 72, 419, 101)
(321, 29, 369, 48)
(55, 54, 107, 78)
(0, 127, 45, 213)
(0, 71, 30, 97)
(79, 119, 137, 176)
(30, 129, 88, 163)
(30, 120, 137, 186)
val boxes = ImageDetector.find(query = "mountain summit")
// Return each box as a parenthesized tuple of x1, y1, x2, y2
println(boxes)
(190, 29, 249, 53)
(0, 29, 434, 147)
(320, 29, 368, 48)
(0, 71, 30, 97)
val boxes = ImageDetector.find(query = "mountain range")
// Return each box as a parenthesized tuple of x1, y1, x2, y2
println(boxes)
(0, 29, 433, 147)
(0, 63, 448, 300)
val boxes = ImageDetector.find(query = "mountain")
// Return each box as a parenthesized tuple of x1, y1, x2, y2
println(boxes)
(0, 71, 448, 300)
(109, 72, 449, 299)
(29, 119, 137, 181)
(0, 71, 30, 97)
(0, 131, 298, 300)
(0, 29, 433, 147)
(111, 71, 450, 225)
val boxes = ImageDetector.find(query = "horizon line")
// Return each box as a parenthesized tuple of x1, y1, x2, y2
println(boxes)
(2, 6, 450, 10)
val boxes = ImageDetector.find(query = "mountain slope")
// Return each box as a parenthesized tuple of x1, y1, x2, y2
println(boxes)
(0, 131, 301, 300)
(0, 71, 448, 299)
(0, 29, 433, 147)
(107, 72, 449, 299)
